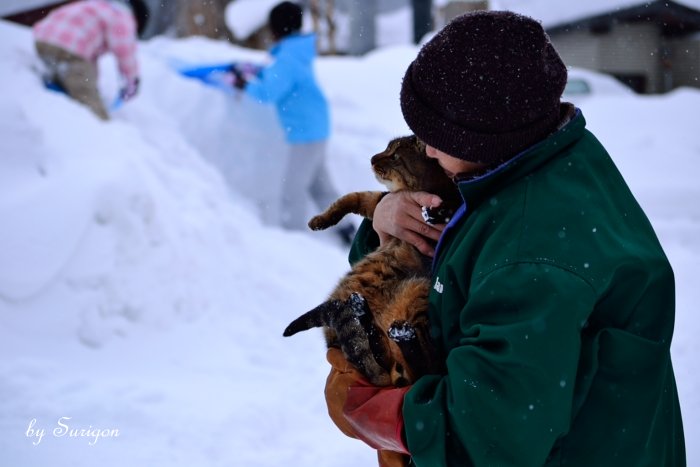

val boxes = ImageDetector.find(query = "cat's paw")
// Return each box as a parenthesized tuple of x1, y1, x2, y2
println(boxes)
(388, 320, 417, 342)
(421, 206, 453, 225)
(347, 292, 368, 317)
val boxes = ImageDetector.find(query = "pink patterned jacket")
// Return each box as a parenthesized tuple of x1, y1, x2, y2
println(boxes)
(33, 0, 139, 81)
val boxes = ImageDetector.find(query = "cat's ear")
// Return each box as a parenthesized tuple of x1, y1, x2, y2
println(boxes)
(414, 136, 426, 153)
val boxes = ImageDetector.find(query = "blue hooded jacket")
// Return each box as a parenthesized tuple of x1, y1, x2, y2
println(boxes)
(245, 33, 330, 144)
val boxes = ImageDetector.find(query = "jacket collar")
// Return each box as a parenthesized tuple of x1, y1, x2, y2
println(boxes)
(432, 107, 586, 267)
(456, 106, 585, 210)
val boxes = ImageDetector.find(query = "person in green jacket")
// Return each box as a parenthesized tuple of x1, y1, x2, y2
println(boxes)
(324, 10, 686, 467)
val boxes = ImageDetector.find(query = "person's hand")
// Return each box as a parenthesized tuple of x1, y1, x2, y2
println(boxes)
(119, 77, 139, 101)
(325, 348, 410, 456)
(373, 191, 446, 256)
(230, 67, 247, 90)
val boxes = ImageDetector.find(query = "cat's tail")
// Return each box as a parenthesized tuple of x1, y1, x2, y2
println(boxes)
(283, 300, 338, 337)
(283, 294, 393, 386)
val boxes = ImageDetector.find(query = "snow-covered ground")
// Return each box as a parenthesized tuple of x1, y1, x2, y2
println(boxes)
(1, 10, 698, 467)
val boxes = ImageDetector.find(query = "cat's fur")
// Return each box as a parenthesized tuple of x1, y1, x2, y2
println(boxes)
(283, 135, 462, 387)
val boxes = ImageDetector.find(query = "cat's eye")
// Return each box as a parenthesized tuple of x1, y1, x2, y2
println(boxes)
(392, 153, 400, 161)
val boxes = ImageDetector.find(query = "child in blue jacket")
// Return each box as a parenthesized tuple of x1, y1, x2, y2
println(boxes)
(234, 1, 354, 244)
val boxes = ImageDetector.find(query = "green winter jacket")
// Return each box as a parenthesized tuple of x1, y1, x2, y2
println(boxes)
(350, 109, 685, 466)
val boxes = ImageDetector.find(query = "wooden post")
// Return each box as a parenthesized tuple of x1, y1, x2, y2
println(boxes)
(175, 0, 233, 41)
(309, 0, 336, 55)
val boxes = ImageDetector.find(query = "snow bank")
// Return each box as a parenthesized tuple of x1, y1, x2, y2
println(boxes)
(1, 12, 699, 466)
(0, 20, 373, 466)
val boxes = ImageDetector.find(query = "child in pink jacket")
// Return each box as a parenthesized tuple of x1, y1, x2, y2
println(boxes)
(33, 0, 148, 120)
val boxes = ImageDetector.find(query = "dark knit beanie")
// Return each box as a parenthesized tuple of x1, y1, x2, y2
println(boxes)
(269, 2, 303, 39)
(400, 10, 568, 164)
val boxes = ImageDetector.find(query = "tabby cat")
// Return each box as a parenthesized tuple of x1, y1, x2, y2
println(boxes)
(283, 135, 462, 387)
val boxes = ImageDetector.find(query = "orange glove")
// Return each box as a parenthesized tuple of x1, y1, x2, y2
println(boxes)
(325, 347, 363, 438)
(344, 377, 410, 454)
(378, 450, 410, 467)
(324, 348, 411, 454)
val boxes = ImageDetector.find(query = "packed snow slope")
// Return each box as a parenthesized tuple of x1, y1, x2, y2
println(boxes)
(1, 18, 699, 466)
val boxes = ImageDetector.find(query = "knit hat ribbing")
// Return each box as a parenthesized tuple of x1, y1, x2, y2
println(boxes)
(400, 10, 568, 164)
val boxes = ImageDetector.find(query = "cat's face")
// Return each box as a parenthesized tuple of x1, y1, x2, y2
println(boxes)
(371, 135, 448, 191)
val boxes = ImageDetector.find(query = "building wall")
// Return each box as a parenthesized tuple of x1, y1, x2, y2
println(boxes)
(551, 23, 662, 93)
(671, 38, 700, 89)
(436, 0, 489, 28)
(175, 0, 233, 41)
(0, 0, 59, 17)
(549, 29, 599, 69)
